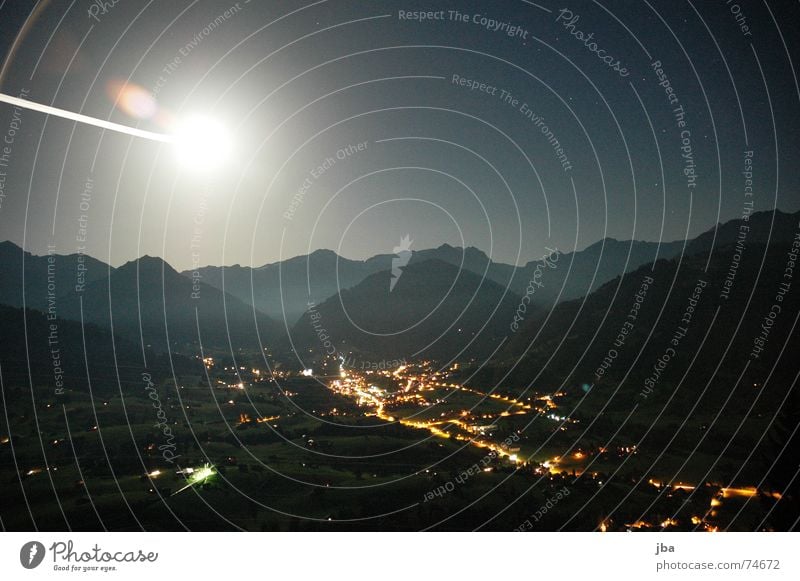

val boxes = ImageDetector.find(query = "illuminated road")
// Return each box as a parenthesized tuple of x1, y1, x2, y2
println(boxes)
(326, 364, 525, 464)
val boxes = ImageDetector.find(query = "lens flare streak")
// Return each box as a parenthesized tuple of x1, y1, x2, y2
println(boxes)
(0, 93, 173, 142)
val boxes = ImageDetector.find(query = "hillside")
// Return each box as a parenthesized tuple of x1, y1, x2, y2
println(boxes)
(288, 258, 524, 362)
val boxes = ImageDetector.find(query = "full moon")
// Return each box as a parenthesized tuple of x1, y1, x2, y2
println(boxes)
(173, 115, 232, 170)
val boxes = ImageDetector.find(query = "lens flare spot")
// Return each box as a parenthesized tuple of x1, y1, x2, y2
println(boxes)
(107, 80, 157, 120)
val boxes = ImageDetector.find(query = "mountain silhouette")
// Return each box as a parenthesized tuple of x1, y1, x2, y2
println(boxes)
(478, 228, 800, 414)
(185, 239, 687, 324)
(288, 258, 523, 362)
(55, 255, 281, 351)
(0, 240, 111, 311)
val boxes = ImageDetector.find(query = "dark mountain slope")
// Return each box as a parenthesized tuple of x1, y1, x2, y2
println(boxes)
(288, 259, 524, 362)
(57, 256, 282, 352)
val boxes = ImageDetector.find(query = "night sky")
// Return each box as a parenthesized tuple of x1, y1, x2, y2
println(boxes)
(0, 0, 798, 271)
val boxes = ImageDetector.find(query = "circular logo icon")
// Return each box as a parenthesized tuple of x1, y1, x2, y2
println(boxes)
(19, 541, 45, 569)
